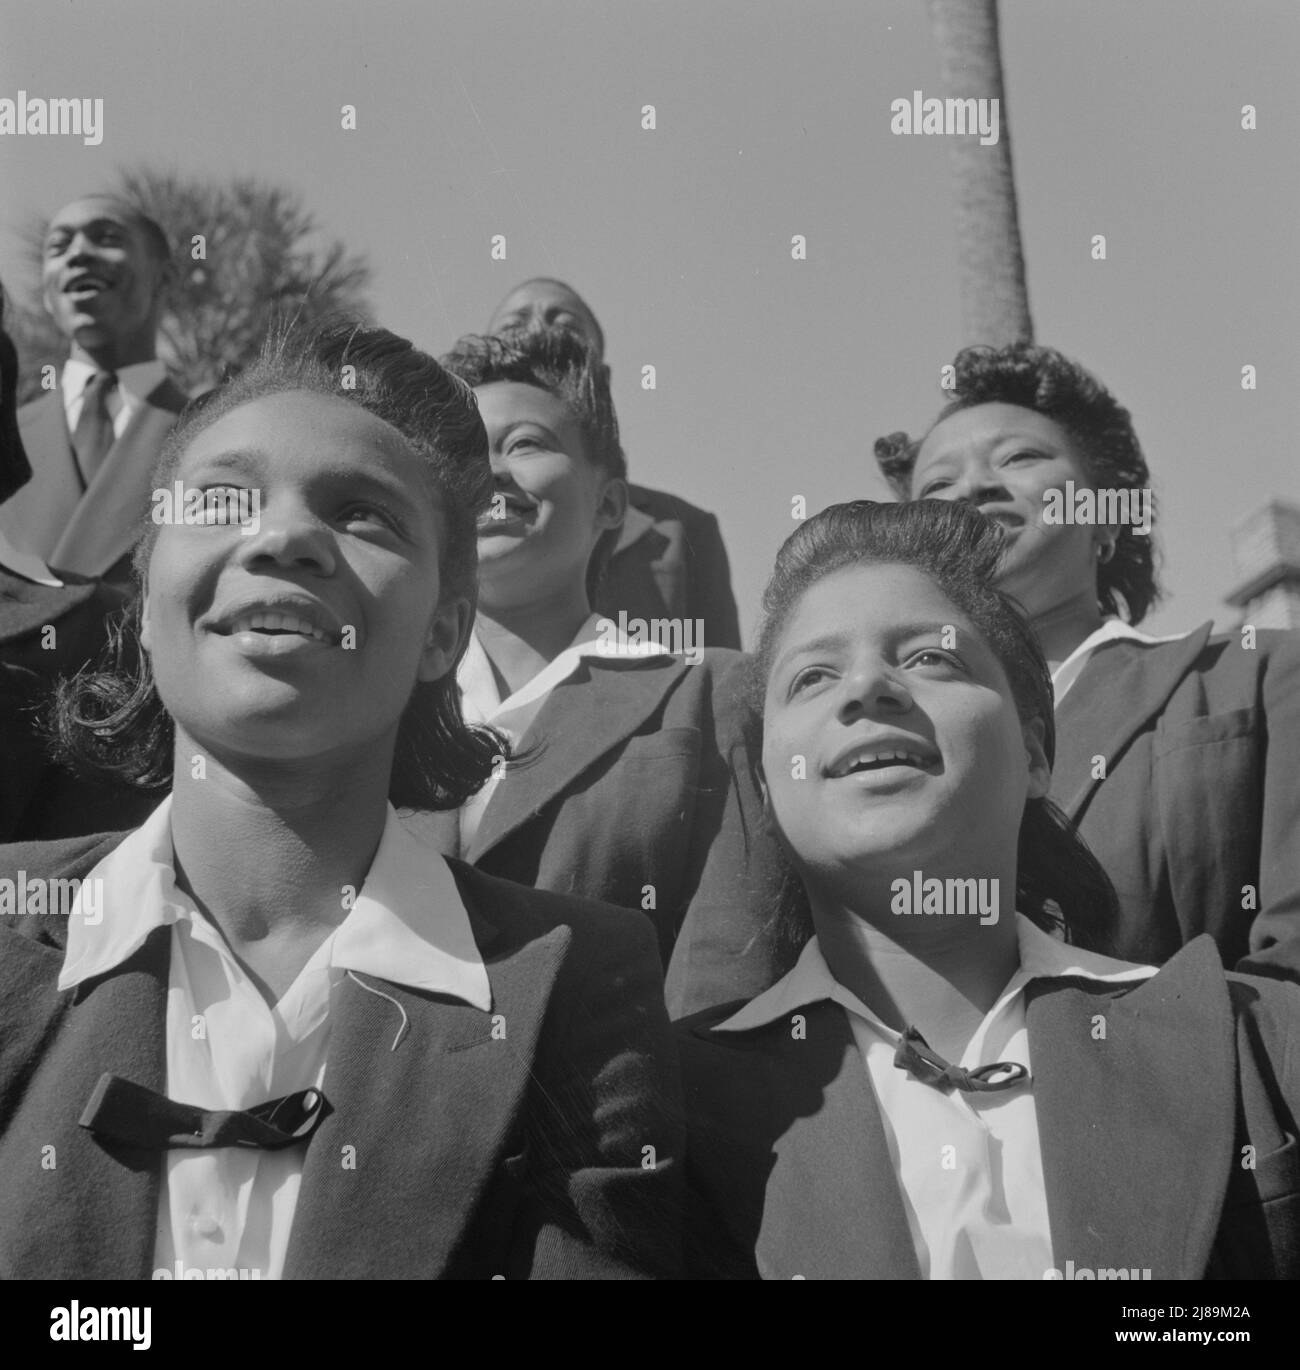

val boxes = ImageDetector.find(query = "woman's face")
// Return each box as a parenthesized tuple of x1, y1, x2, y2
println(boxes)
(761, 561, 1050, 885)
(141, 390, 467, 768)
(472, 380, 623, 613)
(910, 403, 1111, 618)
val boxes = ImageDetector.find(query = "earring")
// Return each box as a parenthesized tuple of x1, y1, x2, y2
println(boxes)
(1097, 541, 1116, 565)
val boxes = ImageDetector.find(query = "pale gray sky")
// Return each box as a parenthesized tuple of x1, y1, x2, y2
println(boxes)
(2, 0, 1295, 643)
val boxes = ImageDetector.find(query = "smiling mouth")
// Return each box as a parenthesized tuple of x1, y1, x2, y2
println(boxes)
(826, 748, 938, 779)
(478, 497, 536, 529)
(63, 274, 112, 297)
(218, 609, 338, 645)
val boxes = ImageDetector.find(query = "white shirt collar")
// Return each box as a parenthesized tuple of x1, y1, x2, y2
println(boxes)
(62, 356, 167, 412)
(714, 913, 1155, 1035)
(58, 794, 492, 1010)
(458, 611, 670, 725)
(1051, 618, 1190, 705)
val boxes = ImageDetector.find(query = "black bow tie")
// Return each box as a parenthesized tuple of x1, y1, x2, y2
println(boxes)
(79, 1072, 330, 1150)
(893, 1026, 1029, 1093)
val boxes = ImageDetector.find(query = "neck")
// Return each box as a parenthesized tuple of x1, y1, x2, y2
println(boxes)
(166, 733, 393, 1000)
(1029, 588, 1105, 672)
(475, 587, 591, 696)
(807, 853, 1021, 1062)
(69, 333, 157, 373)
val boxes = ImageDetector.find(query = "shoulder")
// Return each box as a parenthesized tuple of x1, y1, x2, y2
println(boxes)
(147, 377, 190, 415)
(628, 484, 721, 536)
(0, 830, 131, 946)
(449, 858, 662, 972)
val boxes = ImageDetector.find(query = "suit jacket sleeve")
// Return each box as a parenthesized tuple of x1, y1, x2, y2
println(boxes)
(1238, 631, 1300, 980)
(688, 510, 742, 652)
(509, 905, 684, 1278)
(664, 655, 792, 1018)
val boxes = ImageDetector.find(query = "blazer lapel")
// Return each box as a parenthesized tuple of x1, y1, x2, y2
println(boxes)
(0, 925, 167, 1280)
(467, 654, 689, 863)
(1027, 936, 1235, 1279)
(743, 1003, 920, 1280)
(1052, 624, 1213, 820)
(52, 380, 187, 577)
(0, 393, 82, 561)
(283, 903, 564, 1279)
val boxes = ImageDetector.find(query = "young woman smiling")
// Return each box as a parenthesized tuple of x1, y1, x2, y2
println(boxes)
(679, 500, 1300, 1281)
(875, 343, 1300, 980)
(402, 326, 779, 1010)
(0, 321, 682, 1280)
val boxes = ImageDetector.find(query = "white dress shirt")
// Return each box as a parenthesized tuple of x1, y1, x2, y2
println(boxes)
(61, 357, 167, 439)
(715, 915, 1155, 1280)
(59, 795, 491, 1281)
(1051, 618, 1189, 705)
(454, 613, 669, 851)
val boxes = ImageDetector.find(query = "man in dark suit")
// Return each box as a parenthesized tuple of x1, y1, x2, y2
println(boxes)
(0, 282, 149, 840)
(0, 195, 188, 589)
(487, 278, 743, 649)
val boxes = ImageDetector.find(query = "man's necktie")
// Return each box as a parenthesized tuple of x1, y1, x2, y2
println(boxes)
(70, 370, 118, 487)
(893, 1025, 1028, 1093)
(78, 1072, 330, 1150)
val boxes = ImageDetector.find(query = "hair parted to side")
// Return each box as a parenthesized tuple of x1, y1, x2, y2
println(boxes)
(750, 499, 1119, 961)
(440, 324, 627, 596)
(873, 342, 1160, 625)
(51, 316, 505, 811)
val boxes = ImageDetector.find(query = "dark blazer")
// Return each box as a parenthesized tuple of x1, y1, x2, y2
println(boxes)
(677, 936, 1300, 1280)
(1051, 624, 1300, 979)
(595, 484, 742, 651)
(405, 649, 782, 979)
(0, 378, 188, 586)
(0, 831, 684, 1280)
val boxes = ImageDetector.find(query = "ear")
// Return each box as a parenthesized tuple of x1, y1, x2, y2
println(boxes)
(1022, 715, 1051, 800)
(593, 475, 627, 534)
(416, 593, 473, 684)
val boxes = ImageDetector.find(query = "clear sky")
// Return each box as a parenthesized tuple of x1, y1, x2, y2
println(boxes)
(2, 0, 1295, 644)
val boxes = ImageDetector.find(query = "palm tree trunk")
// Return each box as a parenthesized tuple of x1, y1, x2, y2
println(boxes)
(927, 0, 1034, 346)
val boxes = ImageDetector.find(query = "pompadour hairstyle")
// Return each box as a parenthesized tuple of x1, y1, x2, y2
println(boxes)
(51, 316, 503, 810)
(873, 342, 1160, 625)
(750, 498, 1120, 964)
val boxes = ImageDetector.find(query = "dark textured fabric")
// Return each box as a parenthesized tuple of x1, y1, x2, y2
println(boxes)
(79, 1073, 330, 1150)
(1050, 624, 1300, 980)
(0, 378, 187, 584)
(596, 483, 742, 652)
(676, 937, 1300, 1280)
(0, 833, 684, 1279)
(69, 371, 117, 487)
(406, 649, 782, 987)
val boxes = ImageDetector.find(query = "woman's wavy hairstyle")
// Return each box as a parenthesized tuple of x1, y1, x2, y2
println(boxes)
(750, 499, 1120, 963)
(439, 324, 627, 601)
(51, 316, 504, 810)
(873, 342, 1160, 625)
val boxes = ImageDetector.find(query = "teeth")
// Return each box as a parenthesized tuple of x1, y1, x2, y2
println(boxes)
(832, 749, 926, 777)
(229, 610, 330, 641)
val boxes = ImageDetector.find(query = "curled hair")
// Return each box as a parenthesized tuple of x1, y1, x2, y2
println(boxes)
(751, 499, 1119, 954)
(441, 323, 627, 595)
(873, 342, 1160, 624)
(52, 317, 504, 810)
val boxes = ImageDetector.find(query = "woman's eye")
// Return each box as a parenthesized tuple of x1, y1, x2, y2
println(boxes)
(918, 479, 951, 496)
(340, 502, 397, 530)
(1001, 450, 1042, 465)
(508, 436, 543, 454)
(790, 666, 831, 695)
(908, 649, 963, 671)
